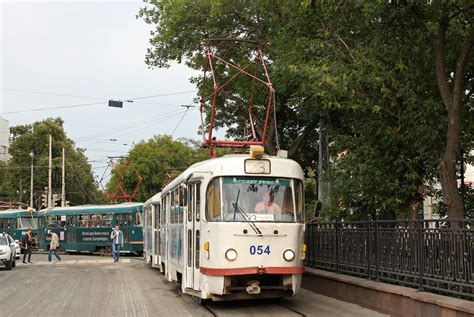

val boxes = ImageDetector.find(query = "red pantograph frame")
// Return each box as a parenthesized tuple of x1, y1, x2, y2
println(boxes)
(199, 46, 274, 150)
(99, 158, 143, 201)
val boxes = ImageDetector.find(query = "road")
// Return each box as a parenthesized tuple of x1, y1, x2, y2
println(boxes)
(0, 254, 387, 317)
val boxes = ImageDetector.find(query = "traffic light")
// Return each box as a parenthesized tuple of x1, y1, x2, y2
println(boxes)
(41, 193, 47, 208)
(52, 194, 61, 206)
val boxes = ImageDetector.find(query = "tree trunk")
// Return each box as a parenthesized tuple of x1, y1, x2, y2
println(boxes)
(431, 14, 473, 219)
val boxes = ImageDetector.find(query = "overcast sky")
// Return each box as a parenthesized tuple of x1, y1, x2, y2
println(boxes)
(0, 0, 201, 180)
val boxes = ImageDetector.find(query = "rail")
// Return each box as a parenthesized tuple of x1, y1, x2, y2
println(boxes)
(304, 216, 473, 300)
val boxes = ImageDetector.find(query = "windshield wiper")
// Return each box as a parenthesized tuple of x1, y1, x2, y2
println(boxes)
(233, 189, 240, 222)
(232, 196, 262, 235)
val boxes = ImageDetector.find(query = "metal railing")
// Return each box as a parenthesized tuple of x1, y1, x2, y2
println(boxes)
(305, 216, 473, 300)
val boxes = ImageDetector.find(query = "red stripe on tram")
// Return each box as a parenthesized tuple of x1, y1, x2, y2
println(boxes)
(129, 241, 144, 245)
(200, 266, 305, 276)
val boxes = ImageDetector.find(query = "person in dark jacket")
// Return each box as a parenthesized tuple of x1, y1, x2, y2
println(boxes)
(22, 228, 33, 264)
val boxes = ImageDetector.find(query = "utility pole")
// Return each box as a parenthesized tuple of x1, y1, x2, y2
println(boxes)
(29, 151, 34, 208)
(48, 135, 52, 208)
(318, 120, 331, 209)
(61, 147, 66, 207)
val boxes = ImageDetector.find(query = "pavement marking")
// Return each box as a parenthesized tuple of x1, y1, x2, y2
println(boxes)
(56, 260, 76, 265)
(121, 259, 131, 263)
(97, 259, 114, 264)
(77, 260, 97, 264)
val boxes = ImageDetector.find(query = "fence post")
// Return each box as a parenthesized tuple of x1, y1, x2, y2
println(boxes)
(336, 217, 340, 274)
(367, 213, 372, 279)
(417, 211, 424, 291)
(374, 212, 379, 281)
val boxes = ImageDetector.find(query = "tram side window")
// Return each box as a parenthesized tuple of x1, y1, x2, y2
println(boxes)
(188, 185, 193, 222)
(78, 214, 90, 228)
(67, 215, 77, 227)
(90, 214, 101, 228)
(0, 218, 12, 229)
(206, 178, 221, 221)
(161, 198, 167, 224)
(102, 213, 113, 227)
(19, 217, 39, 229)
(135, 212, 141, 226)
(47, 215, 65, 228)
(179, 187, 186, 224)
(294, 180, 304, 222)
(195, 230, 200, 268)
(196, 183, 201, 221)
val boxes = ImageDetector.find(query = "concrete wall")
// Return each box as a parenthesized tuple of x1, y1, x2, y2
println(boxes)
(303, 268, 474, 317)
(0, 118, 9, 161)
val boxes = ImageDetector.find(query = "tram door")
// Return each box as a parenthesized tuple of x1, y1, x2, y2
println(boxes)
(185, 182, 201, 290)
(153, 203, 160, 266)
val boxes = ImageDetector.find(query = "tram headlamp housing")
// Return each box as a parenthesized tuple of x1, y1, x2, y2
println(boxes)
(225, 248, 238, 261)
(283, 249, 295, 262)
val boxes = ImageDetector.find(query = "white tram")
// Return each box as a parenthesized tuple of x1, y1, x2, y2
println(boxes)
(143, 147, 306, 300)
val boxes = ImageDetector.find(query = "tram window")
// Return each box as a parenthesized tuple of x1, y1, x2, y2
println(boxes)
(187, 229, 192, 267)
(294, 180, 304, 222)
(101, 213, 113, 227)
(206, 178, 221, 221)
(90, 214, 101, 227)
(196, 183, 201, 222)
(134, 212, 141, 226)
(188, 185, 193, 222)
(19, 217, 38, 229)
(67, 215, 77, 227)
(78, 214, 90, 228)
(195, 230, 200, 269)
(47, 215, 65, 228)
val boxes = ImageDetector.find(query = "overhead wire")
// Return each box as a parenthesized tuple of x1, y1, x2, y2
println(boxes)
(171, 107, 193, 136)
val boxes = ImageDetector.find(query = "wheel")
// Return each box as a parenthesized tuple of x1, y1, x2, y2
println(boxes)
(12, 257, 16, 268)
(5, 258, 12, 270)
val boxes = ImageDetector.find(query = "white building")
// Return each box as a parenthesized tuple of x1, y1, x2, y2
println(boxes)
(0, 118, 10, 161)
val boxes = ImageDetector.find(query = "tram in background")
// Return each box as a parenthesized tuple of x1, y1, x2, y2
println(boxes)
(144, 147, 306, 301)
(38, 203, 144, 255)
(0, 209, 41, 247)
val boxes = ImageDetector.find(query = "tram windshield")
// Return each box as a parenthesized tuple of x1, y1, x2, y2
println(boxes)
(19, 217, 38, 229)
(206, 176, 304, 223)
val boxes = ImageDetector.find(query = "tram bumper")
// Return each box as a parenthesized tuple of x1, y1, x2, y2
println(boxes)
(201, 267, 303, 300)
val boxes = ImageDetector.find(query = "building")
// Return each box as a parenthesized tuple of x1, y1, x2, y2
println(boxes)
(0, 118, 9, 161)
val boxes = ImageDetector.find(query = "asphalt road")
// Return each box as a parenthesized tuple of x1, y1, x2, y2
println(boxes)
(0, 254, 387, 317)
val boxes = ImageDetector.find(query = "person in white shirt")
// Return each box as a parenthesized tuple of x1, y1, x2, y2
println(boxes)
(110, 225, 124, 263)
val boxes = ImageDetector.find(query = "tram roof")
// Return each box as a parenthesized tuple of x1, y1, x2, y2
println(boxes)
(162, 154, 304, 193)
(144, 192, 161, 207)
(0, 209, 40, 218)
(43, 202, 143, 215)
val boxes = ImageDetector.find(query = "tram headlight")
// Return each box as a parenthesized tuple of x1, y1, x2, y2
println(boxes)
(283, 249, 295, 262)
(225, 248, 238, 261)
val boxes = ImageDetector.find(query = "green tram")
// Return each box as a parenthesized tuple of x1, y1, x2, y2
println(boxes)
(38, 203, 144, 255)
(0, 209, 41, 246)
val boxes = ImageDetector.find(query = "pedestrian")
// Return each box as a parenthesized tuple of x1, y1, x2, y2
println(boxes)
(110, 225, 123, 262)
(48, 230, 62, 262)
(22, 228, 33, 264)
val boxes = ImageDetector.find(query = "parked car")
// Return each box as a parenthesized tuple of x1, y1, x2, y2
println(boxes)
(13, 240, 20, 259)
(0, 233, 16, 270)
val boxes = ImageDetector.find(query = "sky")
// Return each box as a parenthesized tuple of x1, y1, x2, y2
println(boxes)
(0, 0, 202, 181)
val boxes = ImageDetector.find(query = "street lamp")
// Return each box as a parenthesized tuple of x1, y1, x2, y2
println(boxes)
(29, 151, 34, 208)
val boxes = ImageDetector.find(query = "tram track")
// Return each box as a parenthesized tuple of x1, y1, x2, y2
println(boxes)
(201, 300, 307, 316)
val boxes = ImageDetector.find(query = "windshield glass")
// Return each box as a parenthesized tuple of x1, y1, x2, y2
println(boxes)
(206, 176, 303, 223)
(19, 217, 38, 229)
(0, 236, 7, 245)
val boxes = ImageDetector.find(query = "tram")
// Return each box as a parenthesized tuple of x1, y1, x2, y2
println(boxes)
(38, 203, 144, 255)
(144, 147, 306, 300)
(0, 209, 41, 247)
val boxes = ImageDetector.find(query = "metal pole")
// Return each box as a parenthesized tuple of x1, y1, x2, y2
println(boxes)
(61, 147, 65, 207)
(48, 135, 52, 208)
(30, 151, 34, 207)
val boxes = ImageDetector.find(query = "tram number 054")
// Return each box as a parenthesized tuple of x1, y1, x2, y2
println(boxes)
(249, 245, 270, 255)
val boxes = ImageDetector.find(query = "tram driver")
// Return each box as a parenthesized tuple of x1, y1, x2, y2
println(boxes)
(254, 191, 281, 215)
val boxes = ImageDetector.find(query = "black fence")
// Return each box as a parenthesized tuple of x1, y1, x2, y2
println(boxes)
(305, 217, 473, 300)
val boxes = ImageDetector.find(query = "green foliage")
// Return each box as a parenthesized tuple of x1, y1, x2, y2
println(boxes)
(106, 135, 212, 202)
(2, 118, 103, 207)
(138, 1, 473, 219)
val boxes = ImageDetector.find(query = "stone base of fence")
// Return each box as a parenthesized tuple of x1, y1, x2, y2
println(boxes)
(302, 268, 474, 317)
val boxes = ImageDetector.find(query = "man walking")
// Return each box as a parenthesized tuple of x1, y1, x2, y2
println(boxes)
(110, 225, 123, 262)
(48, 230, 61, 262)
(22, 228, 33, 264)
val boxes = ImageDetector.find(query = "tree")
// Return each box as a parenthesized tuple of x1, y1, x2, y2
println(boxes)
(406, 2, 474, 218)
(7, 118, 103, 207)
(138, 1, 473, 219)
(106, 136, 210, 202)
